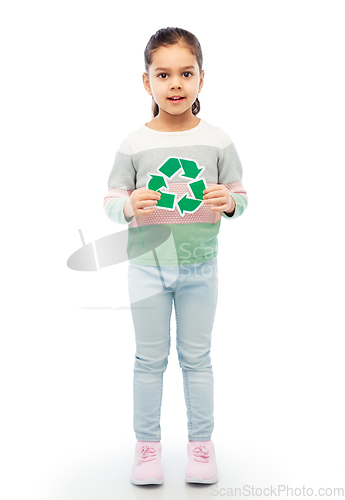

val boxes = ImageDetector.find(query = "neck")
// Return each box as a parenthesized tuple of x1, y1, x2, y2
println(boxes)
(152, 110, 200, 132)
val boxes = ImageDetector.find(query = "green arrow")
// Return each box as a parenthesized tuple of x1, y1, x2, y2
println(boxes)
(177, 194, 202, 215)
(156, 190, 176, 209)
(189, 178, 206, 200)
(148, 174, 168, 191)
(179, 159, 203, 179)
(158, 158, 181, 178)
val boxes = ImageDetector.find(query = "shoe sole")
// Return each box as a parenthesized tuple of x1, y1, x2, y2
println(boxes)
(185, 475, 218, 484)
(130, 476, 163, 485)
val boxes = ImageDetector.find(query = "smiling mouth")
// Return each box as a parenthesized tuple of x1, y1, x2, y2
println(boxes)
(168, 97, 185, 101)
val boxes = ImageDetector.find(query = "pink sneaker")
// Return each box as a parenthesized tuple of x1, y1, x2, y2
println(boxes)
(130, 441, 163, 485)
(185, 440, 218, 484)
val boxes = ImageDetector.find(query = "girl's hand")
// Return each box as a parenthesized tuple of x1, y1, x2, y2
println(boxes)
(125, 188, 161, 217)
(203, 185, 235, 213)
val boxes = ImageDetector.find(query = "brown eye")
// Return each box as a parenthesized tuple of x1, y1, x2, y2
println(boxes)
(158, 73, 168, 79)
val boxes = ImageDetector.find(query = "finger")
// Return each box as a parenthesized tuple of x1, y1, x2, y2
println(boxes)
(211, 205, 227, 211)
(140, 199, 159, 207)
(149, 190, 161, 198)
(138, 207, 156, 214)
(203, 192, 216, 200)
(135, 202, 157, 213)
(203, 190, 225, 199)
(204, 196, 226, 204)
(138, 191, 161, 201)
(138, 188, 161, 196)
(144, 189, 161, 198)
(203, 188, 215, 197)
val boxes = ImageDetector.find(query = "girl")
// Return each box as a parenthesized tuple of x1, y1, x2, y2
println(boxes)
(103, 27, 248, 485)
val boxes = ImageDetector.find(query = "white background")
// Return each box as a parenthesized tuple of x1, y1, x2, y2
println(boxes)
(1, 1, 344, 499)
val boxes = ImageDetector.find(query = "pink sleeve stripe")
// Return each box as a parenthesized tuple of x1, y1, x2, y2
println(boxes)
(224, 180, 248, 203)
(103, 181, 247, 225)
(103, 188, 133, 208)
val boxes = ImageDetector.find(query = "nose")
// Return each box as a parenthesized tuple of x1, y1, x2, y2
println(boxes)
(170, 76, 182, 89)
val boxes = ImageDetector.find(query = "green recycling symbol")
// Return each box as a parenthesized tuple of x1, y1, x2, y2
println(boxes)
(146, 157, 207, 217)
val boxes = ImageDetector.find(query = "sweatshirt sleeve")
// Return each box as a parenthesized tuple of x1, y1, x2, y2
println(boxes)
(217, 131, 248, 220)
(103, 135, 136, 225)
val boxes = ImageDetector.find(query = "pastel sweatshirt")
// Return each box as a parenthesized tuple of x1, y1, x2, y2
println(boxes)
(103, 118, 248, 266)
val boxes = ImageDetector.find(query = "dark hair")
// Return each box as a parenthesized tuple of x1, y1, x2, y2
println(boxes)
(144, 27, 203, 118)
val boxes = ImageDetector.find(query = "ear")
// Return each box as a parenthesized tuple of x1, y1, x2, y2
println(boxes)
(198, 70, 205, 94)
(142, 72, 152, 96)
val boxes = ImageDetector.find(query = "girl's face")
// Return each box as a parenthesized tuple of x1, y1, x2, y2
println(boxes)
(143, 43, 204, 119)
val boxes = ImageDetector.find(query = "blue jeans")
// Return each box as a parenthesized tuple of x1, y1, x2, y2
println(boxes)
(128, 257, 218, 442)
